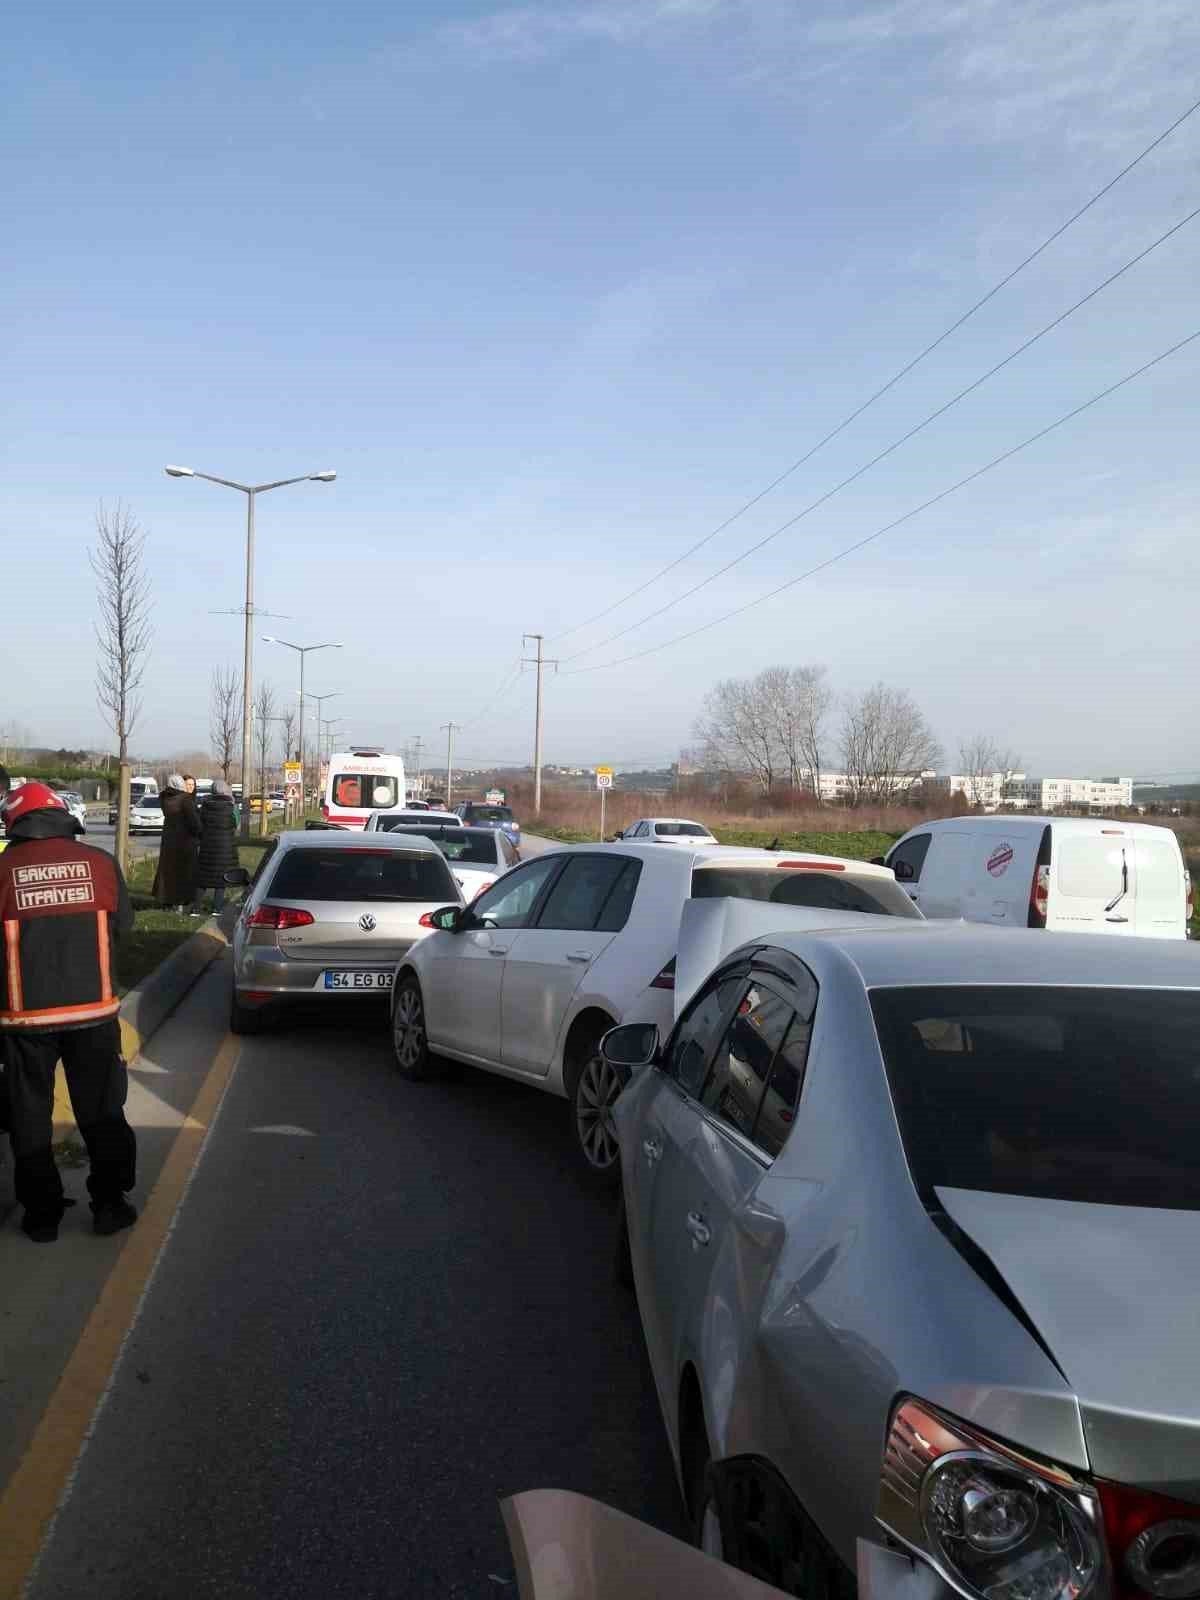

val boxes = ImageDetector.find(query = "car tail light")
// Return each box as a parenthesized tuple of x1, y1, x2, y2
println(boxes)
(878, 1399, 1103, 1600)
(1097, 1481, 1200, 1600)
(246, 905, 315, 931)
(649, 957, 676, 990)
(1029, 863, 1050, 928)
(418, 911, 440, 928)
(777, 860, 845, 871)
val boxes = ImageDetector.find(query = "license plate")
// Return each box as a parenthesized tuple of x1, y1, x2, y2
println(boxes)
(322, 970, 394, 991)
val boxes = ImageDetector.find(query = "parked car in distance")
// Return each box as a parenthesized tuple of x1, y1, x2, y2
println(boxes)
(607, 923, 1200, 1598)
(390, 841, 919, 1180)
(457, 800, 520, 847)
(616, 817, 718, 845)
(55, 790, 88, 833)
(226, 830, 464, 1034)
(364, 809, 463, 832)
(885, 814, 1190, 938)
(109, 775, 158, 825)
(129, 795, 165, 835)
(366, 823, 517, 899)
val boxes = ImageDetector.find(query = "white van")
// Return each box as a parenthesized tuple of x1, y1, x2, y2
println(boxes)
(321, 750, 408, 831)
(884, 815, 1191, 939)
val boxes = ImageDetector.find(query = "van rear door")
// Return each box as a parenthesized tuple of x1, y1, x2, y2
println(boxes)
(1047, 830, 1136, 935)
(1133, 830, 1187, 939)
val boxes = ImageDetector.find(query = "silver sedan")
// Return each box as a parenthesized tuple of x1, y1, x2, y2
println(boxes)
(606, 923, 1200, 1600)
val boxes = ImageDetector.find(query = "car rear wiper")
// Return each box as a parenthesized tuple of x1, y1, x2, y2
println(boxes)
(1104, 848, 1129, 914)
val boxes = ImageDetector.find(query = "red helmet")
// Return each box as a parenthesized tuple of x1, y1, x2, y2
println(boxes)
(1, 782, 68, 829)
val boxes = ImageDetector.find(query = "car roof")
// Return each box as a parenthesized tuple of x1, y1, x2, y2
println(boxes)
(754, 921, 1200, 990)
(911, 815, 1169, 838)
(547, 841, 898, 878)
(640, 816, 714, 827)
(274, 829, 443, 856)
(383, 824, 499, 838)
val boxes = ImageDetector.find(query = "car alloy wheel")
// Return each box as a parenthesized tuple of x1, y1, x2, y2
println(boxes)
(574, 1052, 623, 1174)
(393, 983, 426, 1074)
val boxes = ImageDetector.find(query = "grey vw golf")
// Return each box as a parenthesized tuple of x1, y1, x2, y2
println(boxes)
(607, 922, 1200, 1600)
(228, 830, 463, 1034)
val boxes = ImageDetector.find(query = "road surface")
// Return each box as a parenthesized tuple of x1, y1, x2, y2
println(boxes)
(21, 953, 682, 1599)
(85, 818, 160, 863)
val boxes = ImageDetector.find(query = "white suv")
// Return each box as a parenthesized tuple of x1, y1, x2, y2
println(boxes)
(390, 842, 918, 1180)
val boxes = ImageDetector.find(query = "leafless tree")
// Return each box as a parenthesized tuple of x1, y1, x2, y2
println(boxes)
(253, 681, 277, 798)
(759, 665, 833, 798)
(957, 734, 1021, 809)
(692, 674, 779, 793)
(841, 684, 941, 807)
(209, 667, 242, 781)
(279, 705, 298, 765)
(90, 502, 152, 764)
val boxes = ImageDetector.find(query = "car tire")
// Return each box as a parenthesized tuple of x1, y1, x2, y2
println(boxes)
(565, 1025, 622, 1187)
(230, 991, 266, 1035)
(392, 977, 438, 1081)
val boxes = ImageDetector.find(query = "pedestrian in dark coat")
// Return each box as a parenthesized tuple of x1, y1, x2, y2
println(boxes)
(153, 774, 201, 912)
(197, 781, 239, 911)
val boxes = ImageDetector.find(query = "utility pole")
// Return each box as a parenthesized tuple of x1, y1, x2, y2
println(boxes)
(411, 735, 423, 800)
(441, 722, 461, 809)
(522, 633, 558, 817)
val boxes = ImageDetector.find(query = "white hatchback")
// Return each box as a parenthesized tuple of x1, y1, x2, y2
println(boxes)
(390, 842, 919, 1180)
(616, 817, 717, 845)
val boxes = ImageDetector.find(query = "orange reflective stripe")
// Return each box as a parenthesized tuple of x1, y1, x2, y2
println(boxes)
(96, 909, 112, 1002)
(3, 920, 22, 1011)
(0, 997, 120, 1028)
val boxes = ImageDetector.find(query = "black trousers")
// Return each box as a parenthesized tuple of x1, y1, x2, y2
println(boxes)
(2, 1020, 137, 1224)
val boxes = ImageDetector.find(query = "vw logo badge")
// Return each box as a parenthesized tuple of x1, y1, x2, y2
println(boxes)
(359, 913, 377, 932)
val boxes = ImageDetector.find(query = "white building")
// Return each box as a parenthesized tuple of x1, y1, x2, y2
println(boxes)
(925, 772, 1024, 811)
(1000, 775, 1133, 811)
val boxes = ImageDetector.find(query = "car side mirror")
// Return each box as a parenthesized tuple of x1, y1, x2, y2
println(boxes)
(429, 905, 462, 932)
(869, 854, 886, 866)
(612, 829, 624, 840)
(601, 1022, 660, 1069)
(224, 867, 251, 887)
(893, 860, 914, 882)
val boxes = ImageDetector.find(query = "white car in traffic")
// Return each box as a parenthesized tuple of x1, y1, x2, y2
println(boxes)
(390, 842, 919, 1179)
(616, 817, 717, 845)
(363, 821, 518, 900)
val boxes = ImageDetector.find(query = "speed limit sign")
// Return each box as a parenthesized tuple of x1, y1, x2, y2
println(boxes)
(595, 765, 613, 790)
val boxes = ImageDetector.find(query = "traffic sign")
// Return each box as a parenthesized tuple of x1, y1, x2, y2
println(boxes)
(283, 761, 302, 783)
(596, 766, 613, 790)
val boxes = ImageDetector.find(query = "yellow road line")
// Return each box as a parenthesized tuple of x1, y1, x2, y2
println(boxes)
(0, 1031, 241, 1600)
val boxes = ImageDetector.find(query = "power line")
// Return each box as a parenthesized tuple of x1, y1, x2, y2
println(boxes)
(562, 200, 1200, 664)
(548, 91, 1200, 647)
(561, 327, 1200, 676)
(458, 656, 524, 730)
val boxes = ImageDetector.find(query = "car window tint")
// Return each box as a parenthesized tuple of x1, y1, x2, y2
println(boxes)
(655, 822, 708, 837)
(701, 986, 794, 1144)
(595, 859, 641, 932)
(888, 833, 931, 883)
(667, 974, 747, 1098)
(473, 856, 559, 929)
(692, 867, 919, 918)
(753, 1013, 813, 1159)
(268, 848, 456, 903)
(537, 855, 636, 932)
(249, 841, 278, 888)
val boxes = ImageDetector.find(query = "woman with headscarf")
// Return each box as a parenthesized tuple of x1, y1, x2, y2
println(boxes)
(196, 780, 240, 912)
(153, 774, 201, 913)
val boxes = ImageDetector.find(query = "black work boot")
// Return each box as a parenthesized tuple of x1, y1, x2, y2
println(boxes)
(92, 1198, 138, 1237)
(21, 1213, 61, 1244)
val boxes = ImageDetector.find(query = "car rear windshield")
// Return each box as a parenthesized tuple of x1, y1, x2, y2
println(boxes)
(655, 822, 709, 836)
(135, 797, 163, 811)
(871, 985, 1200, 1210)
(377, 826, 498, 864)
(467, 806, 513, 823)
(330, 774, 400, 810)
(268, 847, 455, 903)
(692, 866, 920, 918)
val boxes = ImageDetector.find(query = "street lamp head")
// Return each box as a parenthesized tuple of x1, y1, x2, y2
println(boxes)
(261, 635, 278, 644)
(164, 465, 194, 478)
(309, 471, 337, 483)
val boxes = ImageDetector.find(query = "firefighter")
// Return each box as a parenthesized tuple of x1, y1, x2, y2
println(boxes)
(0, 782, 137, 1242)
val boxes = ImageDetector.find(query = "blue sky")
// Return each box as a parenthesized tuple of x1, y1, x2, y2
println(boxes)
(4, 0, 1198, 778)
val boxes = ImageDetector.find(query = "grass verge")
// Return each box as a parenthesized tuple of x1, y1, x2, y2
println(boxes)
(528, 820, 900, 860)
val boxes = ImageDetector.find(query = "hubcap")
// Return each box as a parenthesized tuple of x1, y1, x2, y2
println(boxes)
(575, 1053, 622, 1169)
(393, 988, 425, 1069)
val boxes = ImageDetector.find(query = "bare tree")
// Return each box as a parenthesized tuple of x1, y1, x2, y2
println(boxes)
(692, 674, 779, 793)
(90, 502, 152, 764)
(209, 666, 242, 781)
(253, 681, 277, 799)
(841, 684, 941, 807)
(759, 665, 833, 798)
(279, 705, 298, 765)
(957, 734, 1021, 809)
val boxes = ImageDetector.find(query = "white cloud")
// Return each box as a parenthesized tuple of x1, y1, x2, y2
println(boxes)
(440, 0, 737, 63)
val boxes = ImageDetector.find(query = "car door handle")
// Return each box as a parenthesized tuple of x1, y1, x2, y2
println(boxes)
(566, 951, 593, 963)
(488, 946, 509, 957)
(686, 1212, 711, 1247)
(642, 1137, 663, 1163)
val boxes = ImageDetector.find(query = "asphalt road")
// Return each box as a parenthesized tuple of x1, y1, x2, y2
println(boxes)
(85, 818, 161, 863)
(27, 957, 683, 1599)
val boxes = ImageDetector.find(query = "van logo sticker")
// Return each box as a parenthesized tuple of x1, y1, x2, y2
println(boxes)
(987, 843, 1014, 878)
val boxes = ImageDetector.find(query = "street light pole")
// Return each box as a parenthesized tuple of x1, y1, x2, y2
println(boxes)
(302, 693, 341, 809)
(441, 722, 461, 808)
(522, 633, 558, 817)
(165, 464, 336, 837)
(263, 639, 342, 818)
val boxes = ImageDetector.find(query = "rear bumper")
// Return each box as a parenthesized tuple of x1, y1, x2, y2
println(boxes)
(233, 944, 413, 996)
